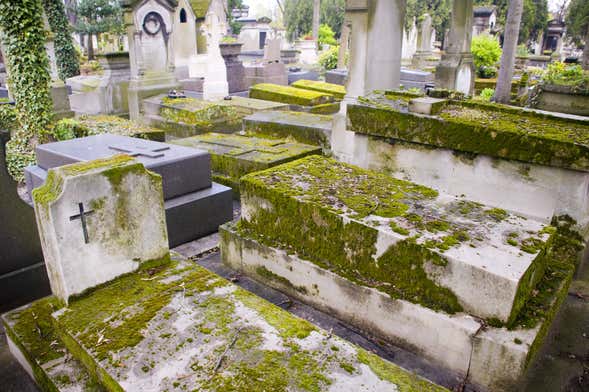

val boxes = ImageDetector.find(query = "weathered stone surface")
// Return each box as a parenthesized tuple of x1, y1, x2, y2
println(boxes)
(2, 298, 103, 392)
(32, 155, 169, 303)
(0, 131, 48, 313)
(50, 255, 448, 391)
(221, 223, 481, 375)
(291, 79, 346, 100)
(171, 133, 321, 191)
(408, 97, 447, 115)
(221, 217, 579, 390)
(249, 83, 334, 106)
(32, 134, 211, 200)
(243, 110, 333, 147)
(235, 155, 554, 323)
(348, 92, 589, 172)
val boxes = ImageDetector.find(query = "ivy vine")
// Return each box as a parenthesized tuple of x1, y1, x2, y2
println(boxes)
(0, 0, 53, 182)
(43, 0, 80, 81)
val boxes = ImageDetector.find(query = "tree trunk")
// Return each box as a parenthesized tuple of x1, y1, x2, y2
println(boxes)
(583, 28, 589, 70)
(494, 0, 524, 104)
(87, 33, 94, 61)
(312, 0, 320, 40)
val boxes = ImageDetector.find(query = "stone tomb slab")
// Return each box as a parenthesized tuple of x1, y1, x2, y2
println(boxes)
(32, 155, 170, 302)
(171, 133, 321, 192)
(235, 156, 554, 324)
(243, 110, 333, 148)
(49, 255, 448, 391)
(32, 133, 211, 199)
(2, 298, 103, 392)
(25, 134, 233, 248)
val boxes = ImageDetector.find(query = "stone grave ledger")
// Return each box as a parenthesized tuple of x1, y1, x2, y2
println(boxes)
(25, 134, 233, 247)
(32, 155, 170, 303)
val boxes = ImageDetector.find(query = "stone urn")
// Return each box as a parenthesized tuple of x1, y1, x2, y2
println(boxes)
(219, 43, 243, 59)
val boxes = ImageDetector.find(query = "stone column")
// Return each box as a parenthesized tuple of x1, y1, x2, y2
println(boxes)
(412, 13, 433, 68)
(202, 11, 228, 100)
(337, 19, 351, 69)
(435, 0, 475, 95)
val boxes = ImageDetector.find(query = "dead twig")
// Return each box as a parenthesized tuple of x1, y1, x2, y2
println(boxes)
(211, 327, 244, 374)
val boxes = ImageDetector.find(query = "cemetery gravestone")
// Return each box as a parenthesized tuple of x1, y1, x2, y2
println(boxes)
(122, 0, 181, 120)
(412, 13, 434, 68)
(0, 130, 49, 312)
(32, 155, 170, 303)
(25, 134, 233, 247)
(202, 11, 229, 100)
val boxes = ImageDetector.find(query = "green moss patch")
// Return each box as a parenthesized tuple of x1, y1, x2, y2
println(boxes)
(53, 115, 166, 142)
(348, 92, 589, 171)
(250, 83, 334, 106)
(1, 297, 103, 392)
(291, 80, 346, 100)
(237, 156, 554, 321)
(51, 255, 446, 391)
(159, 96, 241, 132)
(171, 133, 321, 192)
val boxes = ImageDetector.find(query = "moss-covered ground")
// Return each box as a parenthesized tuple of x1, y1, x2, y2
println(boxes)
(50, 255, 447, 391)
(349, 91, 589, 171)
(291, 80, 346, 100)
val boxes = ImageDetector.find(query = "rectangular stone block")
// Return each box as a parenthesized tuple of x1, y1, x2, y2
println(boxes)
(171, 133, 321, 191)
(243, 110, 333, 147)
(32, 155, 170, 303)
(238, 155, 554, 324)
(249, 83, 334, 106)
(34, 133, 211, 199)
(291, 79, 346, 100)
(409, 97, 447, 115)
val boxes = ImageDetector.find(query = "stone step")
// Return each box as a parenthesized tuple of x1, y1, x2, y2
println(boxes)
(2, 298, 105, 391)
(220, 215, 578, 390)
(242, 110, 333, 147)
(170, 133, 321, 194)
(44, 254, 448, 392)
(236, 155, 555, 324)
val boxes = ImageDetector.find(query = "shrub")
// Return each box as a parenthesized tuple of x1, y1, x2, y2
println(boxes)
(542, 62, 588, 88)
(478, 66, 498, 79)
(478, 88, 495, 101)
(318, 24, 337, 47)
(516, 44, 529, 58)
(319, 45, 341, 70)
(471, 34, 502, 77)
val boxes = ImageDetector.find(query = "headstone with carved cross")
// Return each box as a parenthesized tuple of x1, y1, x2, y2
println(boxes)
(24, 133, 233, 247)
(32, 155, 170, 304)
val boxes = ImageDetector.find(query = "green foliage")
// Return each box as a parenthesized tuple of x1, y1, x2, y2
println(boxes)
(471, 34, 502, 74)
(74, 0, 122, 35)
(283, 0, 345, 40)
(318, 45, 345, 70)
(318, 24, 337, 46)
(0, 0, 54, 182)
(474, 0, 548, 44)
(43, 0, 80, 80)
(0, 104, 17, 131)
(516, 44, 530, 57)
(478, 66, 498, 78)
(479, 88, 496, 101)
(52, 118, 79, 141)
(542, 61, 589, 89)
(566, 0, 589, 45)
(406, 0, 452, 41)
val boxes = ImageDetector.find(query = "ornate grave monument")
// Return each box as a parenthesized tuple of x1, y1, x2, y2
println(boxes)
(121, 0, 181, 120)
(202, 10, 229, 100)
(24, 134, 233, 247)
